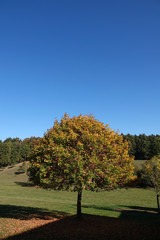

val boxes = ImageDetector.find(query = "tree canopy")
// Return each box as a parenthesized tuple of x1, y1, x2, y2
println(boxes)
(28, 114, 134, 217)
(142, 155, 160, 211)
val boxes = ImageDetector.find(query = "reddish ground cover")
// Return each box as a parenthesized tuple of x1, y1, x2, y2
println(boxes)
(1, 214, 160, 240)
(0, 216, 57, 239)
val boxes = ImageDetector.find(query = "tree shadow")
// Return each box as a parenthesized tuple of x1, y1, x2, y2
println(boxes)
(82, 204, 160, 222)
(3, 213, 160, 240)
(1, 204, 160, 240)
(118, 205, 160, 221)
(0, 204, 67, 220)
(14, 171, 25, 175)
(14, 181, 34, 187)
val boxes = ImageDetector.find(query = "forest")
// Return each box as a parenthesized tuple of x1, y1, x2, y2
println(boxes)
(122, 134, 160, 160)
(0, 137, 39, 167)
(0, 134, 160, 167)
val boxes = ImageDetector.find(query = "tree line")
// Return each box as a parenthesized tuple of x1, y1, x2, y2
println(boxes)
(0, 134, 160, 168)
(122, 134, 160, 160)
(0, 137, 38, 167)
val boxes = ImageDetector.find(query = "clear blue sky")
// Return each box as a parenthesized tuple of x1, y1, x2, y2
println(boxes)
(0, 0, 160, 140)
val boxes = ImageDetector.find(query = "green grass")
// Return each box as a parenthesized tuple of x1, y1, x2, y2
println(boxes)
(0, 162, 158, 218)
(133, 159, 147, 168)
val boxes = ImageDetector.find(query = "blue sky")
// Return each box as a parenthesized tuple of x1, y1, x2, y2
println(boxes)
(0, 0, 160, 140)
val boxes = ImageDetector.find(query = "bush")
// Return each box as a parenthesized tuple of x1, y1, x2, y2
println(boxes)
(130, 164, 153, 188)
(136, 167, 153, 187)
(126, 175, 139, 187)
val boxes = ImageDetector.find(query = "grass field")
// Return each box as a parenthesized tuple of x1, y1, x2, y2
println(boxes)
(0, 162, 160, 240)
(133, 159, 147, 168)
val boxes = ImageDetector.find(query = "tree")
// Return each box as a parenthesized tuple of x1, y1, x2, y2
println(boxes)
(0, 142, 11, 167)
(10, 141, 22, 164)
(20, 137, 40, 162)
(122, 134, 136, 157)
(143, 155, 160, 212)
(28, 114, 134, 218)
(134, 134, 150, 160)
(148, 135, 160, 159)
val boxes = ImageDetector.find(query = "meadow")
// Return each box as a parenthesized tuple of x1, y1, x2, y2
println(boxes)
(0, 162, 160, 240)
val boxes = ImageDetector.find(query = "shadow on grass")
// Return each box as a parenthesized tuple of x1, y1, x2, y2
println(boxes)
(3, 213, 160, 240)
(82, 205, 160, 222)
(14, 181, 34, 187)
(14, 171, 25, 175)
(118, 205, 160, 221)
(0, 204, 67, 220)
(1, 204, 160, 240)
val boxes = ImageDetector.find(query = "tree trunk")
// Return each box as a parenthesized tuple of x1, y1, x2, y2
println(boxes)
(157, 194, 160, 212)
(77, 190, 82, 218)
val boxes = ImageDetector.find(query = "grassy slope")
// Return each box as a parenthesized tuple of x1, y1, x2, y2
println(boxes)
(0, 162, 158, 218)
(133, 159, 147, 168)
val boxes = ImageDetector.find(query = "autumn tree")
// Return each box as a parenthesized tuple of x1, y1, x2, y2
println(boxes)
(143, 155, 160, 212)
(28, 114, 134, 217)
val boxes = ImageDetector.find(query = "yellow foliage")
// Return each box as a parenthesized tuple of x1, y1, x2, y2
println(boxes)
(127, 175, 139, 187)
(28, 113, 134, 191)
